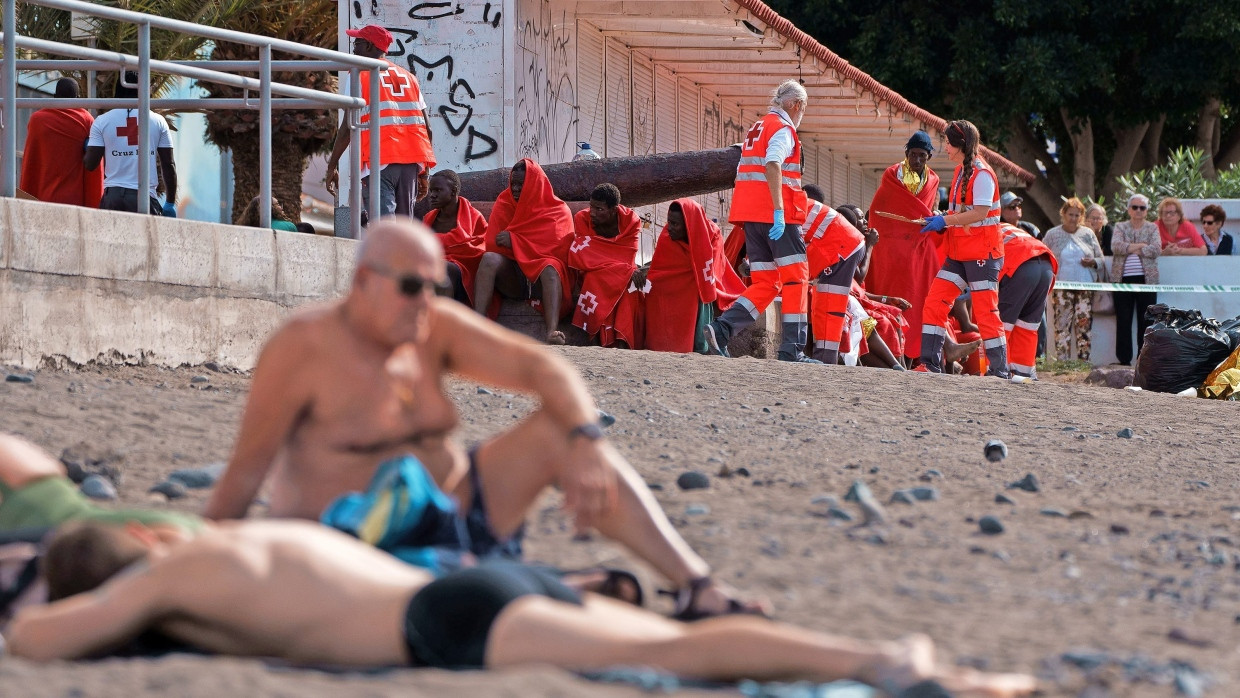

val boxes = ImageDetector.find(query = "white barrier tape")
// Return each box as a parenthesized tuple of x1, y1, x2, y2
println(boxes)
(1053, 281, 1240, 293)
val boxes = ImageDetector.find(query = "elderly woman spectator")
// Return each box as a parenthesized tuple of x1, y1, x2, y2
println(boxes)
(1199, 204, 1235, 255)
(1084, 203, 1112, 252)
(1043, 197, 1104, 361)
(1110, 194, 1160, 365)
(1156, 197, 1206, 256)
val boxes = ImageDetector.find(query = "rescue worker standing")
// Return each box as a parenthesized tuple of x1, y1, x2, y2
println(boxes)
(998, 223, 1057, 381)
(325, 24, 436, 221)
(705, 80, 815, 362)
(918, 120, 1009, 377)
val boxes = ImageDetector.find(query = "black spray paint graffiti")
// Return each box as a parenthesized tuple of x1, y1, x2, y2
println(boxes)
(350, 0, 381, 19)
(633, 94, 653, 155)
(385, 11, 500, 164)
(723, 115, 746, 147)
(702, 100, 721, 148)
(515, 2, 578, 161)
(483, 2, 501, 28)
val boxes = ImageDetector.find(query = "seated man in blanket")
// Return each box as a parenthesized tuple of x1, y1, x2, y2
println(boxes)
(568, 184, 642, 348)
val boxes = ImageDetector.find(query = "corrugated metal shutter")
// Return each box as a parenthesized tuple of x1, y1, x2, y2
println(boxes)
(605, 39, 631, 158)
(576, 21, 605, 154)
(631, 53, 655, 157)
(654, 66, 677, 156)
(851, 164, 862, 206)
(862, 174, 877, 207)
(802, 141, 819, 194)
(833, 157, 849, 207)
(700, 91, 721, 149)
(635, 204, 657, 265)
(678, 78, 698, 152)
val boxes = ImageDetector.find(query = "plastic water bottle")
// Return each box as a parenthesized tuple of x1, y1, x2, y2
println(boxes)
(572, 142, 601, 162)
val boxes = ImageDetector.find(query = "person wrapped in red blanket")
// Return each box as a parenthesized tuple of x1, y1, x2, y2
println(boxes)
(569, 184, 642, 347)
(423, 170, 486, 305)
(866, 131, 942, 361)
(616, 199, 745, 353)
(474, 159, 575, 344)
(20, 78, 103, 207)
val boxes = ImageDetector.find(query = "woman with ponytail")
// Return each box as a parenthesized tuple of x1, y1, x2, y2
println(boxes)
(917, 120, 1010, 378)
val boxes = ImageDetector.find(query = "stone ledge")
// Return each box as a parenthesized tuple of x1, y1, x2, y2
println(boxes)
(7, 199, 84, 276)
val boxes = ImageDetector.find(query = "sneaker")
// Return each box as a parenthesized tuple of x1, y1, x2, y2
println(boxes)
(1010, 374, 1032, 384)
(703, 323, 730, 357)
(779, 354, 824, 364)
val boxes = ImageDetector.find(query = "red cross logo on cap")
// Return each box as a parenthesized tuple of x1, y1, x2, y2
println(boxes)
(381, 68, 412, 97)
(116, 115, 139, 146)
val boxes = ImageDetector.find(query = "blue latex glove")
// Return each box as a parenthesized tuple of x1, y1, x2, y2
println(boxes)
(920, 215, 945, 233)
(161, 202, 177, 218)
(769, 209, 786, 240)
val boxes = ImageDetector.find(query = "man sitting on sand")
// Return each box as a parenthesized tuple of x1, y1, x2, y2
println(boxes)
(203, 217, 756, 618)
(3, 517, 1036, 698)
(568, 183, 641, 348)
(473, 159, 575, 344)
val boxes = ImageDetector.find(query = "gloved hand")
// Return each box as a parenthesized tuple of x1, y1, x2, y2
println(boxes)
(769, 209, 786, 240)
(920, 215, 945, 233)
(161, 202, 178, 218)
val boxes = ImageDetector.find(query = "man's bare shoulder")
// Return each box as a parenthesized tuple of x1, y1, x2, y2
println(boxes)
(262, 301, 345, 358)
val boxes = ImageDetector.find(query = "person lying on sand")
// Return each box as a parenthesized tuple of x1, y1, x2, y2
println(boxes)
(3, 517, 1036, 698)
(203, 217, 759, 619)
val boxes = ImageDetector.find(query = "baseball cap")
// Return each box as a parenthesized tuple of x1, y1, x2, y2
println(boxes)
(346, 25, 393, 53)
(999, 192, 1023, 208)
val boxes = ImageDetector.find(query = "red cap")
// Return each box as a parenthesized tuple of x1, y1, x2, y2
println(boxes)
(345, 25, 393, 53)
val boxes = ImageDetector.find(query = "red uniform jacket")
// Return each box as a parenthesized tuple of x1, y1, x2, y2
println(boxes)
(424, 197, 487, 304)
(486, 159, 574, 312)
(569, 206, 641, 342)
(20, 108, 103, 207)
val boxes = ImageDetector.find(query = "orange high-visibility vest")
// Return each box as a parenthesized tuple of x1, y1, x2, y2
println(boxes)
(358, 59, 436, 170)
(802, 200, 865, 263)
(728, 111, 808, 225)
(945, 158, 1001, 261)
(999, 223, 1058, 279)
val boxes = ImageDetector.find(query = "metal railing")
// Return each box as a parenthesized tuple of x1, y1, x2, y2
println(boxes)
(1, 0, 384, 236)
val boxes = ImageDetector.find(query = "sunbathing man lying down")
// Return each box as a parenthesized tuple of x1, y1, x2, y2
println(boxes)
(3, 517, 1035, 697)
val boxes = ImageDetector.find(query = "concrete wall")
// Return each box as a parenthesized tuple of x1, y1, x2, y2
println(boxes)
(1088, 256, 1240, 366)
(0, 199, 358, 370)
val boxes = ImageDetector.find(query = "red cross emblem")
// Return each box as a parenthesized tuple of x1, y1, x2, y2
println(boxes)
(381, 68, 412, 97)
(116, 115, 139, 146)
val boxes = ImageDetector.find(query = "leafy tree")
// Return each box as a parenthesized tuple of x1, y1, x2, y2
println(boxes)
(766, 0, 1240, 224)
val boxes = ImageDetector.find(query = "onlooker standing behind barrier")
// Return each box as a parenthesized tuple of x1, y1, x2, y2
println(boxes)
(84, 72, 176, 216)
(1200, 204, 1234, 255)
(1156, 197, 1206, 256)
(1084, 203, 1112, 253)
(1044, 197, 1104, 361)
(20, 77, 103, 208)
(1110, 194, 1160, 365)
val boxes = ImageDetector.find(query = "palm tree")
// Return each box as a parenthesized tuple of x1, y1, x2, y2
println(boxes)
(197, 0, 338, 223)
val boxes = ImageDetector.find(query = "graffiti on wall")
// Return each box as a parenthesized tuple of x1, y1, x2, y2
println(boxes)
(356, 1, 503, 169)
(515, 0, 578, 163)
(701, 98, 721, 149)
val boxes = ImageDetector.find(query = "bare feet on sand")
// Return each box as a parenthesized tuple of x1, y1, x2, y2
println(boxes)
(869, 635, 1036, 697)
(546, 330, 567, 345)
(944, 338, 982, 365)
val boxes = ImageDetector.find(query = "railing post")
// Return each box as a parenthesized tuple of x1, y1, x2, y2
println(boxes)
(136, 21, 151, 213)
(368, 65, 380, 226)
(2, 0, 18, 197)
(348, 68, 361, 239)
(259, 43, 272, 228)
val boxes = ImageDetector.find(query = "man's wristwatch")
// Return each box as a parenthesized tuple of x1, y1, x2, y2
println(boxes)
(568, 422, 605, 442)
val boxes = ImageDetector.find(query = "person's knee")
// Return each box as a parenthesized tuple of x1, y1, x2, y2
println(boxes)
(479, 252, 505, 272)
(539, 266, 562, 289)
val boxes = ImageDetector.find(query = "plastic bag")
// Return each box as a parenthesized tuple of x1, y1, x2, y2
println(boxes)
(1219, 314, 1240, 349)
(1133, 305, 1233, 393)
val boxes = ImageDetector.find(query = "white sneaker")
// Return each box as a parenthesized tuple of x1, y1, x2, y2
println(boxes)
(1011, 374, 1032, 384)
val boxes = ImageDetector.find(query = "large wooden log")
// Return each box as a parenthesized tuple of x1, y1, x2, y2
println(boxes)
(456, 146, 741, 208)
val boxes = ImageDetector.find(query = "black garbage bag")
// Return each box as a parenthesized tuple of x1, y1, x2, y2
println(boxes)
(1220, 314, 1240, 349)
(1134, 305, 1233, 393)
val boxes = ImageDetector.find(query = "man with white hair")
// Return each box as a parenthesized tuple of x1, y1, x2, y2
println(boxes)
(705, 80, 817, 362)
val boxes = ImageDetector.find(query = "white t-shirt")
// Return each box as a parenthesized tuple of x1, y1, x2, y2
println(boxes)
(87, 108, 173, 198)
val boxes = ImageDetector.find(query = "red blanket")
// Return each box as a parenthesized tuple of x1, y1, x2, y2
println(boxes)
(20, 108, 102, 207)
(569, 206, 640, 343)
(642, 199, 745, 353)
(867, 163, 942, 357)
(852, 280, 908, 358)
(424, 196, 487, 304)
(723, 223, 747, 277)
(486, 159, 574, 311)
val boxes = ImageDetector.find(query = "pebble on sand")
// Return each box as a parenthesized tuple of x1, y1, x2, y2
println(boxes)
(80, 474, 118, 501)
(597, 409, 617, 427)
(676, 471, 710, 491)
(994, 493, 1016, 505)
(978, 515, 1004, 534)
(1007, 473, 1041, 493)
(1117, 427, 1134, 439)
(4, 373, 34, 383)
(191, 375, 209, 384)
(168, 463, 225, 489)
(149, 480, 188, 500)
(889, 490, 916, 505)
(983, 439, 1008, 462)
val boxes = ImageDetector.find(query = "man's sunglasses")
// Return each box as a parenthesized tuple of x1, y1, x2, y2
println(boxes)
(1129, 205, 1147, 210)
(368, 265, 449, 296)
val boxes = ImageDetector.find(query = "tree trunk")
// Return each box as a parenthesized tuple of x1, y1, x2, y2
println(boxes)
(1136, 115, 1165, 171)
(1099, 121, 1149, 200)
(1215, 122, 1240, 172)
(1003, 115, 1068, 224)
(1195, 97, 1222, 179)
(228, 142, 308, 224)
(1060, 109, 1095, 197)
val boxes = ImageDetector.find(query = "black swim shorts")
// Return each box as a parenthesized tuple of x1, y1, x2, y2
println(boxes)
(403, 563, 581, 668)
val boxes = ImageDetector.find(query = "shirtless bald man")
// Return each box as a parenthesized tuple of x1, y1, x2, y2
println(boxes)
(203, 218, 750, 616)
(3, 518, 1037, 698)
